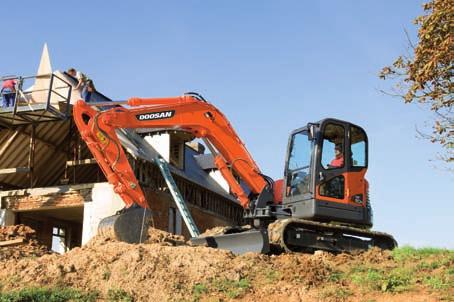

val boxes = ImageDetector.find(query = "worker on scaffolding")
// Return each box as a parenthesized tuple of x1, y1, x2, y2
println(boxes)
(67, 68, 96, 102)
(1, 78, 17, 108)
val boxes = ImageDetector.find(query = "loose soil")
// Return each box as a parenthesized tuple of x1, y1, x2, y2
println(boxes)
(0, 225, 51, 261)
(0, 225, 452, 302)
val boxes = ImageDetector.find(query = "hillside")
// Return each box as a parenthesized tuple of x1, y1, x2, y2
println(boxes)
(0, 225, 452, 301)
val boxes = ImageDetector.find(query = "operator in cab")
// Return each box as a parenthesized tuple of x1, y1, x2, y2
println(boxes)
(329, 144, 344, 168)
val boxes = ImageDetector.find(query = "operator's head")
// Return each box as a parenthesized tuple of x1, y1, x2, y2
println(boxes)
(67, 68, 76, 77)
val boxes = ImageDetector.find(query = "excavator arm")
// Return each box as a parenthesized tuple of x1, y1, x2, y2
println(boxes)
(73, 94, 270, 211)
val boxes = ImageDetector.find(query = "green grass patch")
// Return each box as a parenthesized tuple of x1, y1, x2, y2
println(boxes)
(328, 270, 345, 282)
(102, 270, 111, 281)
(212, 278, 250, 299)
(318, 287, 352, 300)
(392, 246, 453, 262)
(265, 270, 280, 283)
(192, 283, 208, 301)
(423, 275, 452, 291)
(0, 287, 98, 302)
(107, 288, 133, 302)
(350, 267, 413, 293)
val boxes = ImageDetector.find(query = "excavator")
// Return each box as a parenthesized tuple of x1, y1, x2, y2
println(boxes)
(73, 93, 397, 254)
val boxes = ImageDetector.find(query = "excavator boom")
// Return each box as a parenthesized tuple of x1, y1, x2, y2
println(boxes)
(74, 94, 269, 210)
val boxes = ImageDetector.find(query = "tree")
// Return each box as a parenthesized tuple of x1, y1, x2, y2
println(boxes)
(380, 0, 453, 162)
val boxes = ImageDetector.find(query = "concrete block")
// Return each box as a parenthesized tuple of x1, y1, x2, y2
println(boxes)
(0, 209, 15, 226)
(81, 183, 124, 245)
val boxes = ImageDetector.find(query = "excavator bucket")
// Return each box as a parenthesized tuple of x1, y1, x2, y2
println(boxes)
(97, 207, 152, 243)
(191, 228, 270, 255)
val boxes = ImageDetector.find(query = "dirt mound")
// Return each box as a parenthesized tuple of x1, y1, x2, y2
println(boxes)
(146, 227, 186, 246)
(0, 225, 50, 261)
(0, 227, 451, 301)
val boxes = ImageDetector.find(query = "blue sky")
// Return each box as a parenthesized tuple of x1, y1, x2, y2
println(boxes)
(3, 1, 453, 248)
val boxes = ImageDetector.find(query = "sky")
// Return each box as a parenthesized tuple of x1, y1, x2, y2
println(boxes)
(2, 1, 453, 248)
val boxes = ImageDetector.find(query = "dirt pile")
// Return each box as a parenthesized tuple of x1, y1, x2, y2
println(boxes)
(0, 224, 50, 260)
(0, 226, 451, 302)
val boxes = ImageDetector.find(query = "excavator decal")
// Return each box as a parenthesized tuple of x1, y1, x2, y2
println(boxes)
(136, 110, 175, 121)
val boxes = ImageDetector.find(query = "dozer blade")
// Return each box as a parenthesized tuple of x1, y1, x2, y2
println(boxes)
(191, 229, 270, 255)
(97, 207, 152, 243)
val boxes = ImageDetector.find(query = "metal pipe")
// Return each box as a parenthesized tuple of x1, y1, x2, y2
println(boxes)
(85, 100, 129, 107)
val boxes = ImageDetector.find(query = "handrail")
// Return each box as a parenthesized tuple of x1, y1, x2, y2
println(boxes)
(0, 73, 73, 123)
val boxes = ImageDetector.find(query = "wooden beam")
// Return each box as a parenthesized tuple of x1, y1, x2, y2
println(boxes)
(14, 124, 68, 154)
(0, 167, 31, 175)
(0, 130, 20, 157)
(0, 238, 24, 246)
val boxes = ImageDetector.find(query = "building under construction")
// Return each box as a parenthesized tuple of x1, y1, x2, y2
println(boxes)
(0, 45, 243, 253)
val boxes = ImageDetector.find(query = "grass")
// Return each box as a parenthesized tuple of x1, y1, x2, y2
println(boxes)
(328, 270, 345, 282)
(107, 288, 134, 302)
(264, 269, 280, 283)
(318, 286, 352, 301)
(0, 287, 98, 302)
(192, 283, 208, 301)
(350, 266, 413, 292)
(102, 270, 111, 281)
(392, 246, 454, 262)
(212, 278, 251, 299)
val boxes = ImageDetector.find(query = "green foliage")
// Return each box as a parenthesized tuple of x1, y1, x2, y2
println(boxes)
(392, 246, 453, 261)
(381, 268, 413, 292)
(191, 283, 208, 301)
(380, 0, 453, 162)
(350, 267, 413, 292)
(328, 270, 345, 282)
(0, 287, 98, 302)
(102, 270, 111, 281)
(318, 287, 352, 300)
(107, 289, 133, 302)
(212, 278, 251, 299)
(424, 276, 451, 290)
(264, 269, 280, 283)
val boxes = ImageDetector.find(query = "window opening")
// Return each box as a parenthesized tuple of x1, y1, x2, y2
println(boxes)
(286, 131, 312, 197)
(321, 124, 345, 169)
(51, 227, 68, 254)
(319, 175, 345, 199)
(351, 126, 367, 167)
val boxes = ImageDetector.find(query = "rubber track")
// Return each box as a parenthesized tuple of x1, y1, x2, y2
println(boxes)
(268, 218, 397, 252)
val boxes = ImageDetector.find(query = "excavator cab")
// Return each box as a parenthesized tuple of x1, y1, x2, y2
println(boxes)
(282, 118, 372, 228)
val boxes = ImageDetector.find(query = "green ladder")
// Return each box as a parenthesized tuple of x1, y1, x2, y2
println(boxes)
(154, 155, 201, 238)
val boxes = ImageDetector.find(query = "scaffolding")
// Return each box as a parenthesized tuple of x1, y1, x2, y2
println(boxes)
(0, 74, 72, 127)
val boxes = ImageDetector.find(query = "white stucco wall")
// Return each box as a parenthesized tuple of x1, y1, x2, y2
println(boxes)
(209, 170, 230, 193)
(0, 209, 15, 226)
(144, 133, 170, 162)
(81, 183, 125, 245)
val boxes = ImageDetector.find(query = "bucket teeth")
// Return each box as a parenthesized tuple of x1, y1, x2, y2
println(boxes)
(97, 207, 152, 243)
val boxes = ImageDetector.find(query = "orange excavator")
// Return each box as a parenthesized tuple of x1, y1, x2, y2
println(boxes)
(73, 93, 396, 254)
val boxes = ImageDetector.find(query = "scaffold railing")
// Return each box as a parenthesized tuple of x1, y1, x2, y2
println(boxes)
(0, 73, 72, 126)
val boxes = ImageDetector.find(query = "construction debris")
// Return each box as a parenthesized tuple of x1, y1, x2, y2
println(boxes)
(0, 224, 51, 260)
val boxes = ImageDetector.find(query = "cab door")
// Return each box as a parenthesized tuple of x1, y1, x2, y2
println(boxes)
(283, 129, 314, 205)
(315, 120, 368, 208)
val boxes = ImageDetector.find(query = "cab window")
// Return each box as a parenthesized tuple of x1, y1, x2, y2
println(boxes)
(319, 175, 344, 199)
(351, 126, 367, 167)
(321, 124, 345, 169)
(286, 131, 312, 197)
